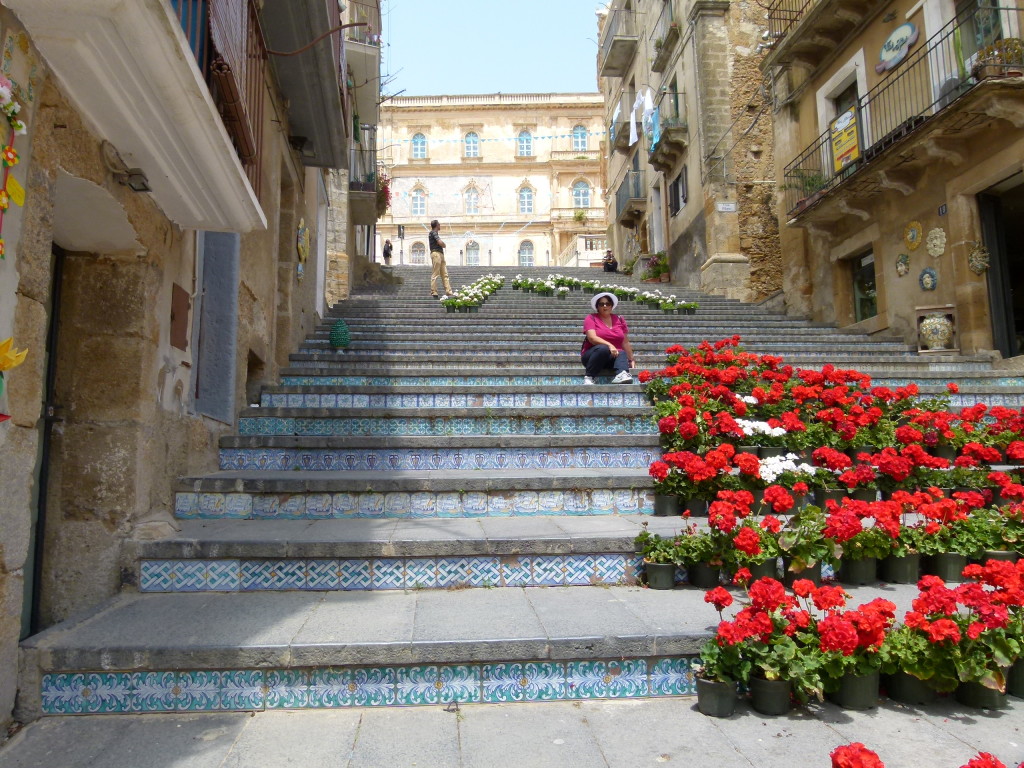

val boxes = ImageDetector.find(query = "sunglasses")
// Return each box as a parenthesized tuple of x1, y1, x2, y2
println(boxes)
(596, 301, 613, 307)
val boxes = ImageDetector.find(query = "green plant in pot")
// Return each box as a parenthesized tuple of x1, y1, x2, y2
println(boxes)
(640, 251, 669, 281)
(818, 596, 897, 709)
(778, 504, 839, 581)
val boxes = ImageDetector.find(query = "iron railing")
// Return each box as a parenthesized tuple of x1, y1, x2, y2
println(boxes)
(764, 0, 815, 41)
(648, 89, 686, 150)
(600, 9, 638, 66)
(346, 0, 381, 45)
(782, 3, 1024, 215)
(615, 170, 646, 220)
(349, 149, 377, 192)
(169, 0, 267, 198)
(651, 2, 676, 52)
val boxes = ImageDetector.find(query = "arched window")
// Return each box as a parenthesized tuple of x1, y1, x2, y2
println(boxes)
(410, 242, 426, 264)
(466, 240, 480, 266)
(572, 181, 591, 209)
(517, 130, 533, 157)
(572, 125, 588, 152)
(411, 188, 426, 217)
(518, 240, 534, 267)
(465, 187, 479, 215)
(464, 132, 479, 158)
(518, 187, 534, 215)
(411, 133, 427, 159)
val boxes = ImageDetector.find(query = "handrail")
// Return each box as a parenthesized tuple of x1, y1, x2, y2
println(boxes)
(781, 3, 1024, 216)
(763, 0, 816, 42)
(615, 170, 645, 220)
(600, 9, 638, 66)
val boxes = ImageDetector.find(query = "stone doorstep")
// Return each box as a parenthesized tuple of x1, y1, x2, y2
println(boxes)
(19, 583, 923, 719)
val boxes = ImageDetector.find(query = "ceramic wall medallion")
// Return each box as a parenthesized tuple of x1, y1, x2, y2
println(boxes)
(926, 227, 946, 257)
(919, 266, 938, 291)
(919, 312, 954, 351)
(967, 241, 990, 275)
(896, 253, 910, 276)
(904, 221, 923, 250)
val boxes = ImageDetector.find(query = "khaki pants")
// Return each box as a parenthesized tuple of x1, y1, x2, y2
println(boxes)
(430, 251, 452, 295)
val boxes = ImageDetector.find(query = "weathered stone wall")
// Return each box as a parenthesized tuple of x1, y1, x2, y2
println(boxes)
(728, 1, 781, 300)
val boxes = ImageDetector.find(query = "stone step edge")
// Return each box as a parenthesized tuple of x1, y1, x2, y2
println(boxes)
(239, 406, 653, 418)
(30, 655, 698, 716)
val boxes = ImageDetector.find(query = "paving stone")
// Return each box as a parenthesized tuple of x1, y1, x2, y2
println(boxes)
(221, 710, 358, 768)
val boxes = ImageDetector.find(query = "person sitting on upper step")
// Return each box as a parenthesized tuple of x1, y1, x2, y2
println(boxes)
(581, 291, 635, 386)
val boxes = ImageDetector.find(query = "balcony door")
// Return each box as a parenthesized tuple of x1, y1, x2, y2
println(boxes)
(980, 173, 1024, 357)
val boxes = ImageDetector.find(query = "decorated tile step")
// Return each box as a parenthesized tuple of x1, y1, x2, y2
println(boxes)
(236, 414, 656, 437)
(260, 391, 648, 408)
(280, 375, 614, 387)
(218, 446, 659, 472)
(139, 553, 644, 592)
(175, 487, 655, 519)
(40, 657, 696, 714)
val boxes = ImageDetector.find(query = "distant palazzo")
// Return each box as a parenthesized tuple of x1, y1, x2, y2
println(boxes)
(378, 93, 609, 269)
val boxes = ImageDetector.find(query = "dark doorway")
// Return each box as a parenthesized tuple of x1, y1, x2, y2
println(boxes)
(980, 172, 1024, 358)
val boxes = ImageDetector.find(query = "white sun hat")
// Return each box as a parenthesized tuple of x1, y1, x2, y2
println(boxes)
(591, 292, 619, 311)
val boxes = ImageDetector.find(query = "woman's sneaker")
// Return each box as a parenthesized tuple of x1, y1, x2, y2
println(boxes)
(612, 370, 633, 384)
(583, 376, 596, 385)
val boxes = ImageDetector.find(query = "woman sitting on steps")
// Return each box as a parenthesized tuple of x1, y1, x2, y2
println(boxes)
(581, 291, 635, 385)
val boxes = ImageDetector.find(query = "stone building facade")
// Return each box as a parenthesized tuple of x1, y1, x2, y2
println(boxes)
(762, 0, 1024, 356)
(0, 0, 380, 729)
(377, 94, 609, 270)
(599, 0, 780, 299)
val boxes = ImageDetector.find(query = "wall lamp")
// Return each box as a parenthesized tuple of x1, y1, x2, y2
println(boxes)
(114, 168, 151, 193)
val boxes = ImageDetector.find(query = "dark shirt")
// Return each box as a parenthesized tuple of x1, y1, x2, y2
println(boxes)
(429, 230, 444, 254)
(383, 242, 392, 257)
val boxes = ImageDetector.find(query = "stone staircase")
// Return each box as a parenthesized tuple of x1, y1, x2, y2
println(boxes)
(17, 266, 1024, 718)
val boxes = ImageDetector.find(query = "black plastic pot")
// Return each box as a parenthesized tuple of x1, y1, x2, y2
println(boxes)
(696, 677, 737, 718)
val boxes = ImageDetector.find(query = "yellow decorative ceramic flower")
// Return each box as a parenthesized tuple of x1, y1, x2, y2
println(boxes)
(904, 221, 923, 250)
(0, 337, 28, 371)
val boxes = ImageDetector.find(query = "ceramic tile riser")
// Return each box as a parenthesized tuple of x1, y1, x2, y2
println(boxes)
(17, 266, 1024, 719)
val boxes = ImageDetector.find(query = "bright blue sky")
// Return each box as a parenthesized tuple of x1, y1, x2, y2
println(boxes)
(380, 0, 606, 97)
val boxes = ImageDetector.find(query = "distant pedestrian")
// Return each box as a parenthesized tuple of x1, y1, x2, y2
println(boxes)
(428, 219, 452, 297)
(603, 250, 618, 273)
(383, 239, 393, 265)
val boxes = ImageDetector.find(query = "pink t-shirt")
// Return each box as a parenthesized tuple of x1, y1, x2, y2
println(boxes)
(582, 313, 629, 355)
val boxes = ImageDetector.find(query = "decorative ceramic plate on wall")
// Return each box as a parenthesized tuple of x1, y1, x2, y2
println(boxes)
(904, 221, 923, 250)
(919, 266, 937, 291)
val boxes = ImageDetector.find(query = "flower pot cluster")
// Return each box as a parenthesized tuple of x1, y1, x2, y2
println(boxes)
(830, 743, 1023, 768)
(640, 336, 1024, 581)
(694, 557, 1024, 718)
(508, 273, 700, 313)
(439, 274, 504, 312)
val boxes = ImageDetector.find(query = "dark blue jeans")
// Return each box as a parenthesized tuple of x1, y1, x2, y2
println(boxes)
(582, 345, 630, 377)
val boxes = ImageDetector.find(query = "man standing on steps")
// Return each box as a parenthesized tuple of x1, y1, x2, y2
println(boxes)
(428, 219, 453, 298)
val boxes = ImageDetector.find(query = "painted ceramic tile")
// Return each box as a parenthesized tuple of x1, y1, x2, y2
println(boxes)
(405, 559, 437, 589)
(567, 659, 649, 699)
(198, 493, 225, 517)
(371, 558, 405, 590)
(306, 559, 341, 590)
(139, 560, 176, 592)
(436, 557, 500, 588)
(499, 555, 532, 586)
(174, 560, 209, 592)
(482, 662, 565, 703)
(357, 493, 386, 518)
(395, 665, 481, 705)
(241, 560, 306, 590)
(562, 554, 597, 585)
(331, 492, 359, 517)
(305, 493, 333, 519)
(650, 657, 695, 696)
(307, 667, 396, 707)
(278, 495, 308, 519)
(215, 670, 266, 711)
(130, 671, 179, 712)
(205, 560, 242, 591)
(251, 495, 281, 519)
(532, 556, 566, 586)
(265, 669, 309, 708)
(384, 492, 412, 518)
(174, 492, 199, 518)
(42, 672, 133, 715)
(592, 555, 627, 585)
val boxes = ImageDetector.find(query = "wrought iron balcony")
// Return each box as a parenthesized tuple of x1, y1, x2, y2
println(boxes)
(782, 4, 1024, 219)
(762, 0, 889, 70)
(349, 148, 379, 224)
(615, 170, 647, 226)
(647, 90, 688, 173)
(599, 9, 639, 77)
(651, 3, 680, 73)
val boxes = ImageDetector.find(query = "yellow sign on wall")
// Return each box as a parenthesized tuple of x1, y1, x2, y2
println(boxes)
(830, 108, 860, 174)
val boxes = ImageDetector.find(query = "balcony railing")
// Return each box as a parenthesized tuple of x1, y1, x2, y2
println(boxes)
(651, 3, 680, 72)
(349, 149, 378, 192)
(782, 4, 1024, 216)
(346, 0, 382, 45)
(551, 149, 601, 161)
(765, 0, 815, 41)
(615, 170, 646, 221)
(170, 0, 267, 198)
(599, 9, 639, 76)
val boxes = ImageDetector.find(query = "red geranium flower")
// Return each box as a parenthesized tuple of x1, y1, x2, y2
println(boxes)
(961, 753, 1007, 768)
(830, 742, 885, 768)
(704, 586, 733, 612)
